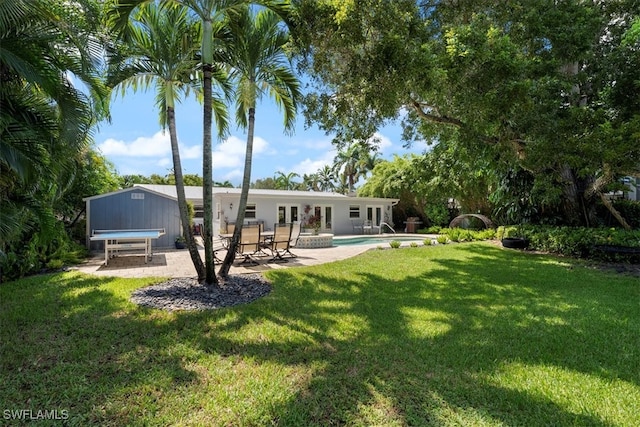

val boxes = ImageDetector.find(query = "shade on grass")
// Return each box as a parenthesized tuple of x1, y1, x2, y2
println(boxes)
(0, 242, 638, 426)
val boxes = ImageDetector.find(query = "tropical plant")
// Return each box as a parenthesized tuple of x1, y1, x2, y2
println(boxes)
(333, 142, 379, 194)
(0, 0, 108, 279)
(106, 2, 208, 280)
(315, 165, 337, 192)
(218, 5, 301, 277)
(302, 173, 320, 191)
(273, 171, 300, 190)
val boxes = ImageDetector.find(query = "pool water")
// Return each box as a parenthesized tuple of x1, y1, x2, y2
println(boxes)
(333, 236, 425, 246)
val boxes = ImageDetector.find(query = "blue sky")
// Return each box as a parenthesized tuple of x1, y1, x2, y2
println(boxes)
(93, 89, 427, 186)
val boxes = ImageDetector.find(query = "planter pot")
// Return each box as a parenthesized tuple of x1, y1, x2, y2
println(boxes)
(502, 237, 529, 249)
(175, 241, 187, 249)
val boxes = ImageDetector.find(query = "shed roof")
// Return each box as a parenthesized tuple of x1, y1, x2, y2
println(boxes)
(82, 185, 177, 202)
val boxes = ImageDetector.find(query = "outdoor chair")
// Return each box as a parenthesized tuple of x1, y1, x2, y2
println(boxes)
(363, 220, 373, 234)
(283, 222, 301, 259)
(236, 225, 261, 265)
(263, 223, 293, 262)
(212, 236, 227, 264)
(220, 223, 236, 250)
(352, 219, 364, 234)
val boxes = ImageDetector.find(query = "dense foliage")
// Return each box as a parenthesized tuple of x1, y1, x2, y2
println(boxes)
(0, 0, 113, 281)
(293, 0, 640, 227)
(498, 225, 640, 262)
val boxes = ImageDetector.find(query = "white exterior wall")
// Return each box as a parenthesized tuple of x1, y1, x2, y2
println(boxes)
(127, 185, 399, 236)
(214, 194, 397, 235)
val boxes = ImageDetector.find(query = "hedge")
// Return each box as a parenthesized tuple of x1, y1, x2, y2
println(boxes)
(497, 225, 640, 262)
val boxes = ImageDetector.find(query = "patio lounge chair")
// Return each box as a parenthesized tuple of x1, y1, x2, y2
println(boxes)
(363, 220, 381, 234)
(236, 225, 261, 265)
(212, 237, 227, 264)
(282, 222, 300, 258)
(263, 223, 293, 262)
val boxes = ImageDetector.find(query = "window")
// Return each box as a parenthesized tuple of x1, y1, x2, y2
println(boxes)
(349, 205, 360, 218)
(245, 203, 256, 219)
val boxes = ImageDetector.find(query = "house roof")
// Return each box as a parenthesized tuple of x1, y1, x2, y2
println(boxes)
(137, 184, 398, 203)
(85, 184, 399, 204)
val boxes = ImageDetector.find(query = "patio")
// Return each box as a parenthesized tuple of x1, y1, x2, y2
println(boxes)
(74, 239, 375, 278)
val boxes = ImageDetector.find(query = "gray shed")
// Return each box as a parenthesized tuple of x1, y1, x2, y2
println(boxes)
(83, 187, 181, 250)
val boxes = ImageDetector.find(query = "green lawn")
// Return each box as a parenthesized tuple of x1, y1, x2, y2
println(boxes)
(1, 242, 638, 426)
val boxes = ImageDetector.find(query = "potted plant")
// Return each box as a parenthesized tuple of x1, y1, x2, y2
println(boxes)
(175, 235, 187, 249)
(306, 214, 321, 235)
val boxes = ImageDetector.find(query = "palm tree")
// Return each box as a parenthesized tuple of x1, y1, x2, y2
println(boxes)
(333, 142, 379, 194)
(218, 6, 301, 277)
(109, 0, 232, 284)
(106, 3, 209, 280)
(110, 0, 289, 285)
(274, 171, 300, 190)
(302, 173, 320, 191)
(0, 0, 107, 263)
(316, 165, 337, 192)
(110, 0, 290, 285)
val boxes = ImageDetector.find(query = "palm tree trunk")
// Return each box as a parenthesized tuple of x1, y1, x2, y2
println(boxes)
(202, 62, 217, 285)
(219, 106, 256, 278)
(167, 105, 205, 280)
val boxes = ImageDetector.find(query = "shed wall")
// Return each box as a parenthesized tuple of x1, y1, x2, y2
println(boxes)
(88, 189, 180, 250)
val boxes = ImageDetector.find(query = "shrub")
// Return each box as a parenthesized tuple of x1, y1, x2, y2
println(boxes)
(409, 242, 419, 248)
(389, 240, 401, 249)
(424, 239, 433, 246)
(447, 228, 462, 242)
(459, 229, 474, 242)
(436, 235, 449, 244)
(498, 225, 640, 261)
(418, 225, 442, 234)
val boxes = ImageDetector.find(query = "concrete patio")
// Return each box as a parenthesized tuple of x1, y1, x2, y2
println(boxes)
(73, 235, 430, 279)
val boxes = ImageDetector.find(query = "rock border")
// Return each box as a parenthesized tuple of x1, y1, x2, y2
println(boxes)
(130, 273, 271, 311)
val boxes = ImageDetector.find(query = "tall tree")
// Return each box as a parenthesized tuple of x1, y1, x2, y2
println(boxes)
(107, 2, 209, 280)
(218, 6, 300, 277)
(294, 0, 640, 227)
(333, 142, 379, 194)
(110, 0, 289, 284)
(315, 165, 337, 192)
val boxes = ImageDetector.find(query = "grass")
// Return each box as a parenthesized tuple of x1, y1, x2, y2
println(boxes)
(1, 242, 638, 426)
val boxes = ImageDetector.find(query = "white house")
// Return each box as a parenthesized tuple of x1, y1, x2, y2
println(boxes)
(84, 184, 399, 248)
(137, 184, 399, 235)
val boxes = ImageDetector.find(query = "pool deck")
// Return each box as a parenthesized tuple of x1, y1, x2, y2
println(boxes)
(73, 233, 434, 279)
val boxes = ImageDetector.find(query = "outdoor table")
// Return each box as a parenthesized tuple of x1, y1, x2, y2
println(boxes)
(90, 228, 165, 265)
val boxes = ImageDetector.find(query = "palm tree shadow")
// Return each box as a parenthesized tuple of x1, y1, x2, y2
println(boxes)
(189, 244, 636, 425)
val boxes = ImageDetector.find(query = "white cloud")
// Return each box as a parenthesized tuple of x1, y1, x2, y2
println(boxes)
(212, 135, 270, 169)
(290, 149, 336, 176)
(157, 158, 172, 168)
(99, 131, 169, 157)
(180, 144, 201, 159)
(371, 132, 394, 154)
(98, 130, 202, 160)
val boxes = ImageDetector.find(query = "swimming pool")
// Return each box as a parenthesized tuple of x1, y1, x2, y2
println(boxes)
(333, 235, 426, 247)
